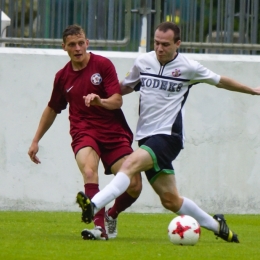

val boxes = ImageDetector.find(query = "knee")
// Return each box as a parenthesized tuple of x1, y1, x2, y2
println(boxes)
(160, 193, 183, 213)
(126, 173, 142, 197)
(82, 168, 98, 183)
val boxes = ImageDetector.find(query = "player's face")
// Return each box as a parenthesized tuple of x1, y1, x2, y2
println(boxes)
(154, 29, 181, 65)
(62, 33, 89, 64)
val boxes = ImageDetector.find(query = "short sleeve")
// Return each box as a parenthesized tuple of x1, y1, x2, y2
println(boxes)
(99, 58, 121, 97)
(191, 61, 221, 85)
(121, 59, 141, 89)
(48, 73, 68, 114)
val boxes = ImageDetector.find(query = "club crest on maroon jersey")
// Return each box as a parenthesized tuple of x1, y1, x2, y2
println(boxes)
(91, 73, 102, 85)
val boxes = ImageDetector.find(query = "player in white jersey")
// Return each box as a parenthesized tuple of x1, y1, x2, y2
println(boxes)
(124, 51, 220, 141)
(76, 22, 260, 243)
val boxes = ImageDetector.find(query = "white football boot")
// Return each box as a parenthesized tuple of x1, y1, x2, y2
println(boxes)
(81, 226, 108, 240)
(105, 210, 118, 239)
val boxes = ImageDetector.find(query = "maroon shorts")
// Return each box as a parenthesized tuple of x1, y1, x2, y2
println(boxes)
(72, 134, 133, 175)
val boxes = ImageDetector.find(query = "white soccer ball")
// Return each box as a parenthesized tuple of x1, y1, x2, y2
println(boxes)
(168, 215, 201, 246)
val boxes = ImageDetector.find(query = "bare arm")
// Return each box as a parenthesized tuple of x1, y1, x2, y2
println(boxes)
(83, 93, 122, 110)
(120, 81, 134, 96)
(216, 76, 260, 95)
(28, 106, 57, 164)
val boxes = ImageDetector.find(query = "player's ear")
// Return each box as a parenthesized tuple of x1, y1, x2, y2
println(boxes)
(62, 43, 66, 51)
(85, 39, 89, 48)
(176, 40, 181, 48)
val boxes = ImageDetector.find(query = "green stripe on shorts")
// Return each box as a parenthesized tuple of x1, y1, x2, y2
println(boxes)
(149, 170, 175, 184)
(140, 145, 175, 184)
(140, 145, 160, 172)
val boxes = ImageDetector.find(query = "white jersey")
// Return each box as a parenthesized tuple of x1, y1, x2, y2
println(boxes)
(122, 51, 221, 141)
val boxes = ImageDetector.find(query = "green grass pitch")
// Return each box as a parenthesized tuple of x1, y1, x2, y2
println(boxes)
(0, 212, 259, 260)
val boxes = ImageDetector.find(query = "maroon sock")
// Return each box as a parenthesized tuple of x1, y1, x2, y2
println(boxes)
(84, 183, 105, 230)
(108, 192, 138, 219)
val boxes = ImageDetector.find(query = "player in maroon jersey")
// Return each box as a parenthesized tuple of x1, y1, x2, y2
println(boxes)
(28, 24, 142, 240)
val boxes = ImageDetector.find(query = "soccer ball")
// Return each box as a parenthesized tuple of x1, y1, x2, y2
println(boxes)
(168, 215, 201, 246)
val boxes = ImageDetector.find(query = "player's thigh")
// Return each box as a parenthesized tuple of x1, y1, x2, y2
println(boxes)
(101, 139, 133, 174)
(76, 146, 100, 178)
(151, 173, 180, 199)
(118, 148, 154, 178)
(110, 155, 128, 174)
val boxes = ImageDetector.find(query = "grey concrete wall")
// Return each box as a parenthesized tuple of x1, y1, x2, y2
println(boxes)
(0, 48, 260, 214)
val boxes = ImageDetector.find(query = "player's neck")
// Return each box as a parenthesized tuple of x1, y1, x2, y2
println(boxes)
(71, 52, 90, 71)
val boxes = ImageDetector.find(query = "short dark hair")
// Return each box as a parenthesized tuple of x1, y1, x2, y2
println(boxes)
(62, 24, 85, 43)
(156, 22, 181, 43)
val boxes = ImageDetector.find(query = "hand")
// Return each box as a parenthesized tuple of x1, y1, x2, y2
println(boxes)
(28, 142, 41, 164)
(83, 94, 103, 107)
(253, 86, 260, 95)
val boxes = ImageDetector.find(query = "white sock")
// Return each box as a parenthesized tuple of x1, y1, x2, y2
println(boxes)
(177, 197, 219, 233)
(92, 172, 130, 213)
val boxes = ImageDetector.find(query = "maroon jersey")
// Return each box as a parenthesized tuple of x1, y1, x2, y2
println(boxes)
(48, 53, 133, 144)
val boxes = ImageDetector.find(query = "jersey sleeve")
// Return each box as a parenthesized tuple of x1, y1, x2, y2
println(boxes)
(190, 60, 221, 85)
(48, 73, 68, 114)
(100, 58, 121, 97)
(121, 59, 141, 89)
